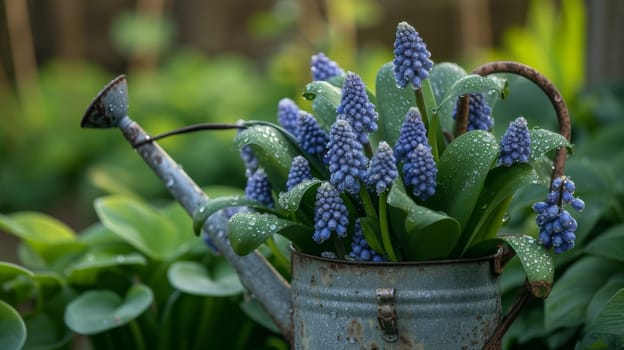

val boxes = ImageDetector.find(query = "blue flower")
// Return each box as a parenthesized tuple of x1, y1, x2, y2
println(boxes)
(394, 107, 429, 162)
(498, 117, 531, 166)
(365, 142, 398, 194)
(336, 72, 379, 144)
(245, 169, 274, 208)
(286, 155, 313, 191)
(311, 52, 344, 81)
(392, 21, 433, 90)
(533, 176, 584, 253)
(349, 219, 386, 262)
(327, 120, 369, 194)
(313, 182, 349, 243)
(402, 144, 437, 200)
(297, 111, 329, 160)
(277, 98, 300, 137)
(453, 93, 494, 131)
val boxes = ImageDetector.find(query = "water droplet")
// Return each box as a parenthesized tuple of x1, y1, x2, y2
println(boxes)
(501, 213, 510, 223)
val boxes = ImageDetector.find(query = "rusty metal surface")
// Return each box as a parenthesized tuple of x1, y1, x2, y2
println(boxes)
(291, 250, 502, 350)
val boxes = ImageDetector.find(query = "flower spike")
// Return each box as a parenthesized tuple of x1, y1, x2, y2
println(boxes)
(365, 142, 398, 195)
(336, 72, 379, 144)
(402, 144, 437, 200)
(453, 93, 494, 131)
(311, 52, 344, 81)
(277, 98, 300, 137)
(392, 21, 433, 90)
(327, 119, 369, 194)
(245, 168, 274, 208)
(313, 182, 349, 243)
(297, 111, 329, 160)
(394, 107, 429, 162)
(349, 219, 386, 262)
(498, 117, 531, 166)
(286, 155, 313, 191)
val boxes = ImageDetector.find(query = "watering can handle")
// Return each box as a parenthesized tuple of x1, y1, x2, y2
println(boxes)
(459, 62, 572, 349)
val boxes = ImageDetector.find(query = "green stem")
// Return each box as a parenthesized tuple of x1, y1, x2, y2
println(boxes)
(129, 320, 146, 350)
(416, 88, 439, 162)
(334, 238, 347, 259)
(378, 192, 398, 261)
(363, 141, 374, 159)
(415, 88, 429, 131)
(193, 298, 218, 350)
(359, 184, 378, 219)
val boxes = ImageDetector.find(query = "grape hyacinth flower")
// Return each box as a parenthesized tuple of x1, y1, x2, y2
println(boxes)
(349, 219, 386, 262)
(277, 98, 300, 137)
(393, 21, 433, 90)
(533, 176, 585, 253)
(311, 52, 344, 81)
(498, 117, 531, 166)
(403, 144, 437, 200)
(365, 142, 398, 195)
(452, 93, 494, 131)
(394, 107, 429, 162)
(286, 155, 313, 191)
(313, 182, 349, 243)
(297, 111, 329, 160)
(327, 120, 369, 194)
(336, 72, 379, 144)
(245, 168, 274, 208)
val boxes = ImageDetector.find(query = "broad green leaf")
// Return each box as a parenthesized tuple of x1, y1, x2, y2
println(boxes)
(429, 62, 467, 103)
(302, 81, 342, 131)
(358, 216, 385, 258)
(586, 275, 624, 327)
(586, 288, 624, 336)
(95, 195, 194, 260)
(387, 180, 460, 260)
(23, 312, 73, 350)
(545, 257, 620, 331)
(234, 125, 299, 193)
(436, 74, 507, 134)
(528, 128, 573, 162)
(228, 212, 314, 255)
(65, 251, 147, 285)
(460, 164, 540, 254)
(577, 332, 624, 350)
(585, 224, 624, 262)
(0, 300, 26, 350)
(375, 62, 416, 145)
(193, 196, 271, 235)
(79, 223, 129, 248)
(64, 284, 153, 335)
(32, 272, 65, 302)
(277, 179, 322, 212)
(0, 262, 34, 302)
(430, 130, 500, 230)
(168, 260, 243, 296)
(499, 235, 554, 298)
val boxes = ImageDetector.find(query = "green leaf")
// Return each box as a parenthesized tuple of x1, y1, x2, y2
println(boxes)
(460, 164, 540, 254)
(23, 312, 73, 350)
(499, 235, 554, 298)
(168, 260, 244, 296)
(64, 284, 153, 335)
(358, 216, 385, 257)
(302, 81, 342, 131)
(585, 224, 624, 263)
(193, 196, 271, 235)
(95, 195, 195, 260)
(234, 125, 300, 193)
(586, 275, 624, 326)
(228, 212, 313, 255)
(429, 62, 467, 103)
(239, 298, 280, 334)
(0, 300, 26, 350)
(528, 128, 573, 162)
(277, 179, 322, 212)
(0, 262, 34, 302)
(375, 62, 416, 145)
(586, 288, 624, 336)
(32, 272, 65, 302)
(436, 74, 507, 134)
(545, 257, 621, 331)
(577, 332, 624, 350)
(387, 180, 461, 260)
(65, 251, 147, 285)
(430, 130, 500, 230)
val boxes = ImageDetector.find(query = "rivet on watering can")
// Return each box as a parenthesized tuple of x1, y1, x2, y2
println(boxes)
(376, 288, 399, 343)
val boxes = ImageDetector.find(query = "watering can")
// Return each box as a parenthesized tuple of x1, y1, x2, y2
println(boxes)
(81, 66, 569, 349)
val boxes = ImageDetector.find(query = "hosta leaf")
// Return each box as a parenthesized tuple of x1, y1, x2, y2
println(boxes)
(585, 288, 624, 336)
(277, 179, 322, 212)
(0, 300, 26, 350)
(585, 224, 624, 262)
(429, 62, 467, 103)
(387, 180, 460, 260)
(65, 284, 153, 335)
(499, 235, 554, 298)
(302, 81, 342, 131)
(23, 312, 73, 350)
(65, 251, 147, 285)
(0, 262, 34, 302)
(586, 275, 624, 326)
(192, 196, 271, 235)
(234, 125, 299, 193)
(430, 130, 500, 231)
(168, 260, 243, 296)
(228, 212, 313, 255)
(528, 128, 573, 162)
(375, 62, 416, 145)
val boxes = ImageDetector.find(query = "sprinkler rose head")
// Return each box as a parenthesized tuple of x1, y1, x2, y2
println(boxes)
(81, 75, 129, 128)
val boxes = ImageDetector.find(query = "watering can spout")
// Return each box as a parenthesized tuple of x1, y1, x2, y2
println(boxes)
(81, 75, 294, 340)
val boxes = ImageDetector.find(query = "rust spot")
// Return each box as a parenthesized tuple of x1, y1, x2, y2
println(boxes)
(310, 275, 316, 287)
(399, 332, 413, 348)
(368, 342, 379, 350)
(347, 319, 363, 340)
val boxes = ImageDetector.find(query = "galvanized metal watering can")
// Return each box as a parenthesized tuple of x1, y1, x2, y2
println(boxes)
(81, 64, 569, 349)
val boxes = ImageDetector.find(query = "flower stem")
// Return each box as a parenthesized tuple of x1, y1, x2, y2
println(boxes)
(359, 184, 378, 219)
(415, 88, 429, 131)
(334, 238, 347, 259)
(415, 87, 439, 162)
(129, 320, 146, 350)
(379, 191, 398, 261)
